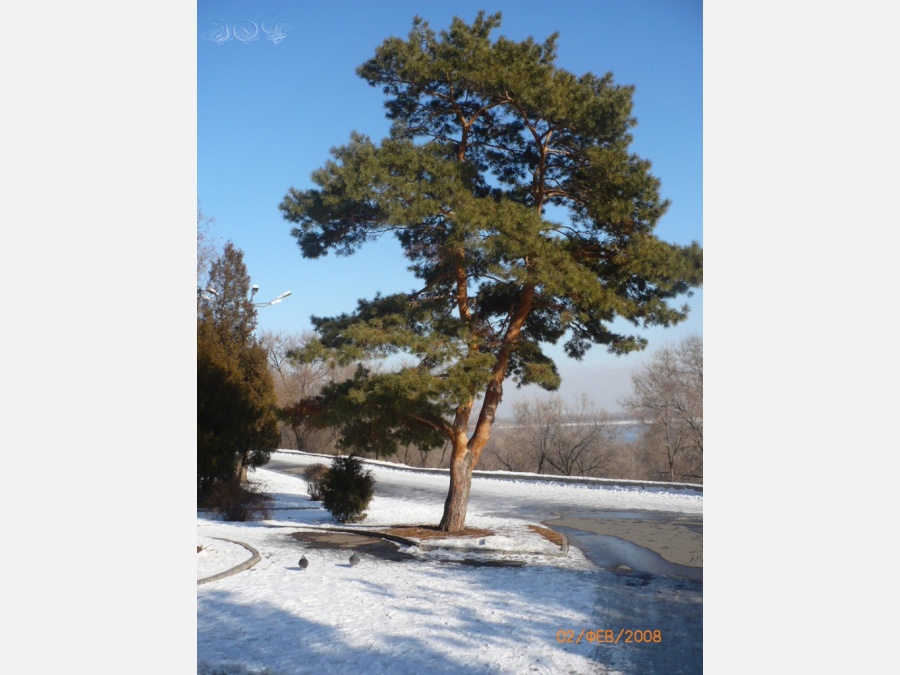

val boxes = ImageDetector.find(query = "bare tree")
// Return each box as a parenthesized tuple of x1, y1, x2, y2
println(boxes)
(544, 395, 618, 477)
(673, 334, 703, 456)
(258, 330, 334, 403)
(484, 432, 533, 473)
(258, 330, 351, 454)
(197, 206, 219, 286)
(489, 395, 618, 477)
(511, 397, 562, 474)
(622, 334, 703, 482)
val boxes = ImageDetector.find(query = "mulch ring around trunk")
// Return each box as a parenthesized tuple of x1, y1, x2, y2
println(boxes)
(380, 525, 527, 567)
(381, 525, 494, 540)
(288, 524, 563, 567)
(289, 530, 419, 562)
(383, 524, 565, 550)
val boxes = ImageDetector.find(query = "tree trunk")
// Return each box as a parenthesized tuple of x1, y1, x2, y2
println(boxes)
(437, 282, 534, 532)
(668, 448, 676, 482)
(235, 453, 248, 483)
(439, 437, 474, 532)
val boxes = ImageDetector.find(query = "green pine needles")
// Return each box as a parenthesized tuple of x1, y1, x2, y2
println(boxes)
(198, 243, 280, 498)
(280, 12, 702, 531)
(321, 455, 376, 524)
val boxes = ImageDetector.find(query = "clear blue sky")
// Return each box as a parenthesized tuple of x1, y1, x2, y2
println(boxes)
(198, 0, 703, 411)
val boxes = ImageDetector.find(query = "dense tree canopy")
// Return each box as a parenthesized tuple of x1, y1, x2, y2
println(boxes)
(197, 242, 279, 496)
(280, 12, 702, 530)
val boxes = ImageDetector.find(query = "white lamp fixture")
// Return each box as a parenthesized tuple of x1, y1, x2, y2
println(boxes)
(253, 288, 293, 308)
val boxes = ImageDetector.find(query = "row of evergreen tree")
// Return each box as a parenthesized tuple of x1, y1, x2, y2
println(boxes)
(197, 243, 279, 499)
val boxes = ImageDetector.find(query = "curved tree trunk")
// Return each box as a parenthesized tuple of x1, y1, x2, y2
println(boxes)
(438, 286, 534, 532)
(438, 437, 474, 532)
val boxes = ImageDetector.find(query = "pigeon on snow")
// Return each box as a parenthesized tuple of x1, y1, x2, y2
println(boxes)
(298, 555, 309, 570)
(349, 553, 360, 567)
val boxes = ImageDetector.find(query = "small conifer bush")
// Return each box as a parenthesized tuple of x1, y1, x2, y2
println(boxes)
(303, 463, 331, 501)
(321, 455, 375, 523)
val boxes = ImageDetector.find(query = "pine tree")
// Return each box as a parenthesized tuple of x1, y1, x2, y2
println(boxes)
(197, 242, 279, 496)
(279, 13, 702, 531)
(320, 455, 375, 524)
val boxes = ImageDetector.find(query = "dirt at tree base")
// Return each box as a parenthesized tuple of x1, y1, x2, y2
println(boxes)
(381, 525, 494, 540)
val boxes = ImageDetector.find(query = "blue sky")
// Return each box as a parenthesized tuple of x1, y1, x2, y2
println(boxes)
(198, 0, 703, 410)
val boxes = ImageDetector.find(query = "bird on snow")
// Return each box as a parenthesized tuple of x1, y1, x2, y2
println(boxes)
(349, 553, 360, 567)
(298, 555, 309, 570)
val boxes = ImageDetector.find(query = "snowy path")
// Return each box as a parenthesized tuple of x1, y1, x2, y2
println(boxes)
(198, 452, 703, 674)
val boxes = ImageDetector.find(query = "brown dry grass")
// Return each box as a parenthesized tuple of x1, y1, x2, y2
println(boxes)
(380, 524, 564, 550)
(382, 525, 495, 540)
(528, 525, 565, 548)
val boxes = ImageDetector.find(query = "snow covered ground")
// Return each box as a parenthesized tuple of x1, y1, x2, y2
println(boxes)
(198, 452, 703, 674)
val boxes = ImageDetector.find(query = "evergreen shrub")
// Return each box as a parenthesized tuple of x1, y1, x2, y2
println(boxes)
(321, 455, 375, 523)
(303, 463, 331, 501)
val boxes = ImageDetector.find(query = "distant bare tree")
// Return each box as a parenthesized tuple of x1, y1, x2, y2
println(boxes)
(197, 206, 219, 286)
(258, 330, 351, 453)
(545, 395, 617, 477)
(258, 330, 336, 403)
(484, 432, 533, 473)
(486, 395, 618, 477)
(622, 334, 703, 482)
(395, 440, 451, 469)
(511, 396, 562, 474)
(673, 334, 703, 456)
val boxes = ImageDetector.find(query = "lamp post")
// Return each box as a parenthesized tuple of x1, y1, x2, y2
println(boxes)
(253, 289, 292, 308)
(202, 285, 291, 307)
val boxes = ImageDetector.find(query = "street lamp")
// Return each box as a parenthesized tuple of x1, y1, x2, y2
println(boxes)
(253, 289, 292, 308)
(202, 285, 290, 307)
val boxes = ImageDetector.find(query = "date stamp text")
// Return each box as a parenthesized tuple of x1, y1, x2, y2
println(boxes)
(556, 629, 662, 644)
